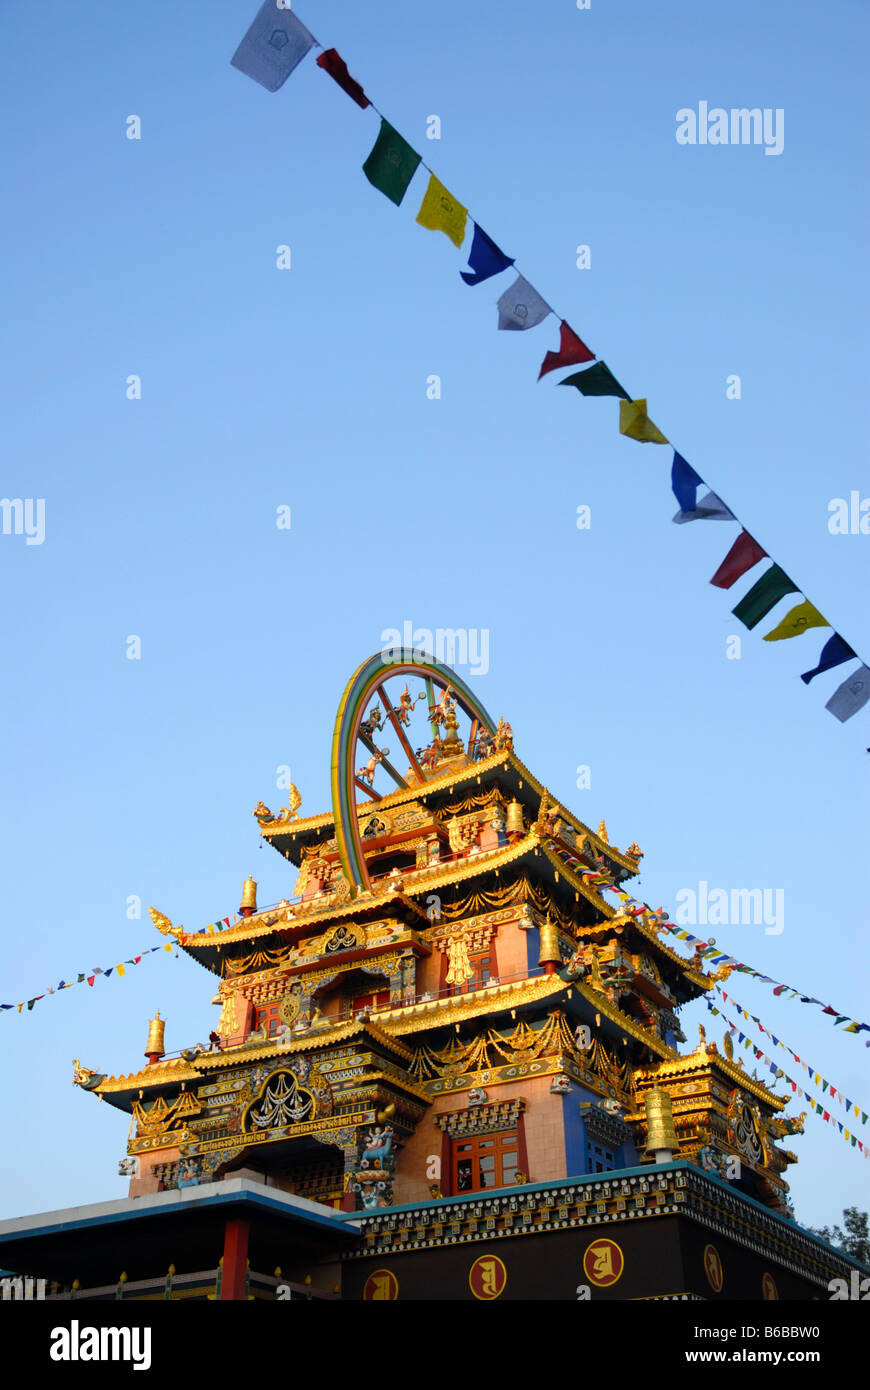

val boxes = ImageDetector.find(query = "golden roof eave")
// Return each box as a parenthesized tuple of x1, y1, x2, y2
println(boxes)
(194, 1017, 415, 1067)
(569, 980, 677, 1061)
(376, 973, 571, 1036)
(636, 1050, 787, 1109)
(581, 914, 710, 991)
(261, 749, 514, 836)
(180, 892, 427, 952)
(91, 1058, 202, 1096)
(260, 748, 642, 877)
(88, 1022, 414, 1096)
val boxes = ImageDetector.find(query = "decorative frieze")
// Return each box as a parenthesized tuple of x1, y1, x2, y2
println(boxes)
(435, 1097, 525, 1138)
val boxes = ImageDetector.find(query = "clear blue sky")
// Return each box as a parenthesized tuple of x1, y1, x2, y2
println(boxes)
(1, 0, 867, 1232)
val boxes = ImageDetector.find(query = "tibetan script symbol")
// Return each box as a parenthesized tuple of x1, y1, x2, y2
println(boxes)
(363, 1269, 398, 1300)
(703, 1243, 724, 1293)
(469, 1255, 507, 1300)
(582, 1238, 624, 1288)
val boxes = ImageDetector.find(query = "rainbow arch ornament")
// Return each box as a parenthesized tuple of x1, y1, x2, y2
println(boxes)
(330, 653, 498, 897)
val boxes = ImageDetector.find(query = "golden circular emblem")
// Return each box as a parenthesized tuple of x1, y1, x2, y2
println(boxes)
(363, 1269, 398, 1301)
(703, 1243, 724, 1293)
(279, 994, 301, 1026)
(582, 1238, 624, 1287)
(762, 1272, 779, 1300)
(469, 1255, 507, 1300)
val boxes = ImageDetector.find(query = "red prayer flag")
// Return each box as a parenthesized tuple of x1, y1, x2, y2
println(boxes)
(538, 321, 595, 379)
(87, 975, 95, 986)
(710, 530, 767, 589)
(316, 48, 370, 109)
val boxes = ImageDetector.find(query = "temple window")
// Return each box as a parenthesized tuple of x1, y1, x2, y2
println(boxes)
(452, 1130, 519, 1193)
(449, 950, 496, 996)
(253, 1003, 283, 1038)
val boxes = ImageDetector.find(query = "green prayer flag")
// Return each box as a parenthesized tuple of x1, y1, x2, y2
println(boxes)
(363, 120, 422, 207)
(732, 564, 798, 630)
(559, 361, 629, 399)
(77, 973, 85, 983)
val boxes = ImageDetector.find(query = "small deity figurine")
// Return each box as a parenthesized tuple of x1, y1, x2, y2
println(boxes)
(253, 800, 274, 822)
(393, 684, 424, 726)
(357, 747, 389, 787)
(493, 716, 513, 750)
(429, 686, 456, 731)
(360, 705, 385, 738)
(362, 1125, 395, 1166)
(72, 1058, 96, 1087)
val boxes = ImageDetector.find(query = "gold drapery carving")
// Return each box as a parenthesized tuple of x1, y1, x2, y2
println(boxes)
(222, 946, 293, 976)
(438, 873, 578, 935)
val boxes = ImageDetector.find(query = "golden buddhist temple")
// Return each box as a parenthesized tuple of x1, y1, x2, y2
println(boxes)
(1, 655, 863, 1301)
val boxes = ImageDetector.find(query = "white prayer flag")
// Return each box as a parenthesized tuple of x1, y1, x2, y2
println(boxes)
(824, 664, 870, 723)
(231, 1, 316, 93)
(672, 491, 735, 524)
(497, 275, 551, 331)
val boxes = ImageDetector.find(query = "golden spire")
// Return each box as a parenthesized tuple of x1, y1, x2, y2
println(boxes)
(144, 1010, 165, 1062)
(239, 874, 258, 915)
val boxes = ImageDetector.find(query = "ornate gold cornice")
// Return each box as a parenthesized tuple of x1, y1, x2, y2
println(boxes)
(635, 1051, 786, 1109)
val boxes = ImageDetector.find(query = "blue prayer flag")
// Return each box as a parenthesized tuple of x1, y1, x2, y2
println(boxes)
(800, 633, 855, 685)
(460, 223, 514, 286)
(671, 451, 704, 512)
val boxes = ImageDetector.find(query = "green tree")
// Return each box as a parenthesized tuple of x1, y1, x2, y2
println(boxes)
(809, 1207, 870, 1263)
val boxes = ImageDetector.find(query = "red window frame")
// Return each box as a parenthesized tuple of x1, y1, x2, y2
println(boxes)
(451, 1129, 519, 1194)
(253, 1003, 282, 1038)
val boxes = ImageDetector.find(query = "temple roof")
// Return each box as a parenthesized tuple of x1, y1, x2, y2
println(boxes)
(260, 748, 644, 880)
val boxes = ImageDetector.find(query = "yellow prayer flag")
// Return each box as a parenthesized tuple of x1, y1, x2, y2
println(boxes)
(619, 398, 669, 444)
(164, 943, 174, 952)
(762, 599, 828, 642)
(116, 963, 125, 978)
(846, 1130, 851, 1140)
(415, 173, 468, 248)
